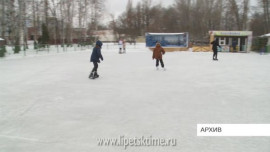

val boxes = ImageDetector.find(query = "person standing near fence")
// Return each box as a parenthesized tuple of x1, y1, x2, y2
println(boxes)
(89, 40, 103, 79)
(152, 42, 166, 70)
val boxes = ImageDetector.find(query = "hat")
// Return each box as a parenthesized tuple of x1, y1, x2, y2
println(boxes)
(96, 40, 103, 47)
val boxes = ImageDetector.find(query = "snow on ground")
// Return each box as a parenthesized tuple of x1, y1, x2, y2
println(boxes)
(0, 43, 270, 152)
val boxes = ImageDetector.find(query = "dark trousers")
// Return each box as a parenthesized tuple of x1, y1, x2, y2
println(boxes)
(156, 59, 164, 68)
(213, 51, 218, 60)
(91, 62, 98, 73)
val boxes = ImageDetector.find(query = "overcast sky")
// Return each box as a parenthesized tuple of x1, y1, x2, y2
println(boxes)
(105, 0, 258, 19)
(105, 0, 175, 17)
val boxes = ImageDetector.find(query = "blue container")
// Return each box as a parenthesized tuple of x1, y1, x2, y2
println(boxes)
(146, 33, 189, 48)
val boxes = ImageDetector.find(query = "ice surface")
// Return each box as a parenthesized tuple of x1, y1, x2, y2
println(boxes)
(0, 43, 270, 152)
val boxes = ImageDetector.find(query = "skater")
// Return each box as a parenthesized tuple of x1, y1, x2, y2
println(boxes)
(211, 38, 220, 61)
(152, 42, 166, 70)
(118, 39, 123, 54)
(89, 40, 103, 79)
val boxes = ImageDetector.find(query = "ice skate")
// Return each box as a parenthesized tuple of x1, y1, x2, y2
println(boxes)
(89, 71, 94, 79)
(94, 72, 99, 79)
(89, 71, 99, 79)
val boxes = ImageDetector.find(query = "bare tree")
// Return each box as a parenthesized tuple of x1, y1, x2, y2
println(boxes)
(113, 0, 253, 40)
(44, 0, 49, 25)
(90, 0, 105, 31)
(261, 0, 270, 32)
(135, 2, 143, 35)
(242, 0, 250, 30)
(77, 0, 91, 42)
(1, 0, 6, 38)
(175, 0, 192, 32)
(142, 0, 152, 32)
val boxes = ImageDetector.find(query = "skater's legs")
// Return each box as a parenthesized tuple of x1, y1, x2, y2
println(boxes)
(92, 62, 98, 72)
(160, 59, 164, 68)
(90, 62, 98, 78)
(156, 59, 159, 67)
(213, 51, 217, 60)
(90, 62, 99, 78)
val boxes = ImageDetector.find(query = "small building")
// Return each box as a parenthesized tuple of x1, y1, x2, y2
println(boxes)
(209, 31, 253, 52)
(261, 33, 270, 52)
(146, 33, 189, 51)
(92, 30, 115, 42)
(261, 33, 270, 45)
(72, 28, 87, 43)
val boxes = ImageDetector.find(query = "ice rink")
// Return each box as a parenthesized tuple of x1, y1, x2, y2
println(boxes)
(0, 44, 270, 152)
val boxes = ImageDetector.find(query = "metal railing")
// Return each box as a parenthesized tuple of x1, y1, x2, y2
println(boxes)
(0, 43, 93, 58)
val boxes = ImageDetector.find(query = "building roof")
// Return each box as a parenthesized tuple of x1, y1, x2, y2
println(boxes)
(209, 31, 252, 36)
(262, 33, 270, 37)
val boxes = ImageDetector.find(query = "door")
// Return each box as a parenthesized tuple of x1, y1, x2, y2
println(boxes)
(240, 37, 247, 52)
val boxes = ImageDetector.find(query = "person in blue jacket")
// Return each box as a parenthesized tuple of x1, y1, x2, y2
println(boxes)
(89, 40, 103, 79)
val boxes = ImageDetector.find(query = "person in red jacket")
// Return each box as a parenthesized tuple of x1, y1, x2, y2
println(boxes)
(152, 42, 166, 70)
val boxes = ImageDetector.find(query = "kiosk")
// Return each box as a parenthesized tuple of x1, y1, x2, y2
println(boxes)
(146, 33, 189, 52)
(261, 33, 270, 52)
(209, 31, 253, 52)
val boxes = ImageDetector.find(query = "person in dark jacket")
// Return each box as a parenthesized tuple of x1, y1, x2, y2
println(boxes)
(89, 40, 103, 78)
(153, 42, 166, 70)
(211, 38, 220, 61)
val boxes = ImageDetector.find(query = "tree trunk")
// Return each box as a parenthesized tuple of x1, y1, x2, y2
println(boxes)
(1, 0, 6, 38)
(242, 0, 249, 30)
(230, 0, 241, 30)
